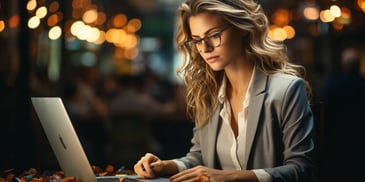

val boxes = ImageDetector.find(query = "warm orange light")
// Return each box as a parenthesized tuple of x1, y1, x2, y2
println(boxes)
(9, 15, 20, 28)
(113, 14, 127, 28)
(272, 27, 287, 41)
(47, 14, 59, 27)
(26, 0, 37, 11)
(94, 30, 106, 44)
(283, 25, 295, 39)
(83, 9, 98, 24)
(320, 9, 335, 22)
(0, 20, 5, 32)
(126, 18, 142, 32)
(332, 19, 344, 31)
(357, 0, 365, 12)
(271, 8, 291, 26)
(341, 7, 351, 19)
(49, 1, 60, 13)
(125, 34, 139, 49)
(303, 6, 319, 20)
(96, 12, 106, 25)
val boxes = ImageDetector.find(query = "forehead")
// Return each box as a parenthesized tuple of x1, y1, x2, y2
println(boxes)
(188, 12, 225, 35)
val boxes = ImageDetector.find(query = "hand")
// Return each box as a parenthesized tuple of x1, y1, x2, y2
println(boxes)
(169, 166, 258, 182)
(169, 165, 225, 182)
(134, 153, 160, 178)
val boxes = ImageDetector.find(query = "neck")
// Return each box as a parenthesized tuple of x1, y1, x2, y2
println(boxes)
(225, 61, 254, 94)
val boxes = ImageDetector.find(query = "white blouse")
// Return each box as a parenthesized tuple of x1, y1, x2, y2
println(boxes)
(215, 72, 272, 182)
(216, 75, 250, 170)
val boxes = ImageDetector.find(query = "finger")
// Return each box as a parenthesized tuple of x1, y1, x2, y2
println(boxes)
(145, 153, 160, 162)
(170, 169, 197, 182)
(134, 160, 146, 177)
(141, 161, 155, 178)
(144, 153, 155, 159)
(198, 174, 210, 182)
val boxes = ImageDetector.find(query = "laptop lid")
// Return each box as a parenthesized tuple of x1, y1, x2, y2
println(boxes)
(31, 97, 169, 182)
(31, 97, 97, 182)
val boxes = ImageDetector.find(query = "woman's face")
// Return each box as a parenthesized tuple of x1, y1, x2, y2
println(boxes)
(188, 12, 246, 71)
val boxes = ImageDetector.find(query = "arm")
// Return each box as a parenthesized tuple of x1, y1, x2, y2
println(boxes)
(265, 78, 315, 182)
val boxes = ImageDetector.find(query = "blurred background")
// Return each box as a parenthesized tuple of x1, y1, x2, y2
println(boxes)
(1, 0, 365, 181)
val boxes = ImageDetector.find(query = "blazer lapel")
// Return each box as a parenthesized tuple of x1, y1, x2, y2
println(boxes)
(242, 66, 267, 169)
(204, 104, 222, 168)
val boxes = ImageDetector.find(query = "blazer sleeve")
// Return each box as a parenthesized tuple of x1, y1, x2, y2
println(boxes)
(264, 77, 316, 182)
(175, 125, 204, 168)
(173, 104, 222, 169)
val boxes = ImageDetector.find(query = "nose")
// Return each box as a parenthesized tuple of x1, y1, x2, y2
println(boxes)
(199, 40, 213, 53)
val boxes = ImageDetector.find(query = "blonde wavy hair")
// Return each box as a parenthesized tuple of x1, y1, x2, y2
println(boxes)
(175, 0, 312, 128)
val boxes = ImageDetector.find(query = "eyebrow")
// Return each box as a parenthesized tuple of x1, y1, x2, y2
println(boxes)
(191, 26, 222, 39)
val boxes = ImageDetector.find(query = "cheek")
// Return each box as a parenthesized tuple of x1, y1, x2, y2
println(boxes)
(224, 36, 244, 57)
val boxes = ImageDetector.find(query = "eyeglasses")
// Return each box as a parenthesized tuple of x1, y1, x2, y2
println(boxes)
(185, 26, 231, 53)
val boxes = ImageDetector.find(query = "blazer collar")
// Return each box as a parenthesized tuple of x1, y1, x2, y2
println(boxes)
(207, 66, 268, 169)
(242, 66, 267, 169)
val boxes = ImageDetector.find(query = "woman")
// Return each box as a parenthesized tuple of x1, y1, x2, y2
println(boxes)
(134, 0, 315, 181)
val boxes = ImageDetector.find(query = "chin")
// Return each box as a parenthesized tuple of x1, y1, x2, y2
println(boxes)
(208, 65, 224, 71)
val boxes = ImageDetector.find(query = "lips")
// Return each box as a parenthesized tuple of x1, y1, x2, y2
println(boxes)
(206, 55, 219, 63)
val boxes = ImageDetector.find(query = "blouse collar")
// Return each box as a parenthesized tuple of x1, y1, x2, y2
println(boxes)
(217, 66, 255, 105)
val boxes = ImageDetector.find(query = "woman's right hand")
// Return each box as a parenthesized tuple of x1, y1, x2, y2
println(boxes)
(134, 153, 161, 178)
(134, 153, 179, 179)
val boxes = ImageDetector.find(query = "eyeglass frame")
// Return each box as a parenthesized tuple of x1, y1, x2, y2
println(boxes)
(185, 25, 232, 53)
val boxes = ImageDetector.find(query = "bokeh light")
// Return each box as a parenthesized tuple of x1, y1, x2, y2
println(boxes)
(283, 25, 295, 39)
(36, 6, 48, 19)
(49, 26, 62, 40)
(320, 9, 335, 22)
(0, 20, 5, 32)
(303, 6, 319, 20)
(9, 15, 20, 28)
(47, 14, 59, 27)
(113, 14, 127, 28)
(28, 16, 40, 29)
(126, 18, 142, 33)
(49, 1, 60, 13)
(26, 0, 37, 12)
(330, 5, 342, 18)
(83, 9, 98, 24)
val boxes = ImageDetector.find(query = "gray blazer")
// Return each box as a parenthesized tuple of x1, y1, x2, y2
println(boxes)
(176, 66, 315, 182)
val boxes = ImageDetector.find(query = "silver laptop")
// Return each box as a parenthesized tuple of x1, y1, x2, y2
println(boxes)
(31, 97, 123, 182)
(31, 97, 169, 182)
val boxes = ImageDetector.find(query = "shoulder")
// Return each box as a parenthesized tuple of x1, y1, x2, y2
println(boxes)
(251, 67, 307, 99)
(269, 72, 301, 82)
(268, 73, 305, 91)
(262, 73, 308, 107)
